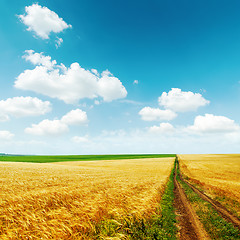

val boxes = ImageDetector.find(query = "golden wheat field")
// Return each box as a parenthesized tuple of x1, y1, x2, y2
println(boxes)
(178, 154, 240, 215)
(0, 157, 174, 239)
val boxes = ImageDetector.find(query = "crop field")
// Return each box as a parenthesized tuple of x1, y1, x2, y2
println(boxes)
(178, 154, 240, 217)
(175, 155, 240, 239)
(2, 154, 240, 239)
(0, 154, 175, 163)
(0, 156, 174, 239)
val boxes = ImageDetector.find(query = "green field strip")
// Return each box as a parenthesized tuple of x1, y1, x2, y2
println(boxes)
(0, 154, 176, 163)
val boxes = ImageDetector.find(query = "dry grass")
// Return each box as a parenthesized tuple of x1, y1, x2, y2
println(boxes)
(178, 154, 240, 216)
(0, 157, 174, 239)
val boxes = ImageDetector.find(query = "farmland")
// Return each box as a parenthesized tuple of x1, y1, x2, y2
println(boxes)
(178, 154, 240, 218)
(0, 156, 174, 239)
(1, 154, 240, 239)
(0, 154, 175, 163)
(178, 154, 240, 239)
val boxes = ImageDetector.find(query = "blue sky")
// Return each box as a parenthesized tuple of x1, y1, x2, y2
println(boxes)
(1, 0, 240, 154)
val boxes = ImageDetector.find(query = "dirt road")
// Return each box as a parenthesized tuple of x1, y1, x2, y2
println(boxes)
(180, 172, 240, 231)
(174, 163, 210, 240)
(175, 156, 240, 240)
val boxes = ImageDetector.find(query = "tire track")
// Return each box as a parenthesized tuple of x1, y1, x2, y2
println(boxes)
(174, 163, 210, 240)
(179, 171, 240, 231)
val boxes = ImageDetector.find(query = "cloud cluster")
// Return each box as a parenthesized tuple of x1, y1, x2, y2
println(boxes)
(0, 96, 51, 121)
(23, 50, 56, 69)
(149, 123, 175, 134)
(138, 89, 239, 137)
(61, 109, 88, 125)
(13, 4, 240, 150)
(15, 50, 127, 104)
(25, 109, 88, 136)
(139, 107, 176, 121)
(187, 114, 240, 134)
(139, 88, 209, 122)
(66, 125, 240, 155)
(18, 3, 72, 39)
(71, 135, 89, 143)
(55, 37, 63, 48)
(146, 113, 240, 136)
(0, 131, 14, 140)
(159, 88, 209, 112)
(25, 120, 68, 136)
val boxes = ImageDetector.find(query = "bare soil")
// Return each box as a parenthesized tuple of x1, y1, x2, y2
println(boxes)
(182, 175, 240, 231)
(174, 164, 210, 240)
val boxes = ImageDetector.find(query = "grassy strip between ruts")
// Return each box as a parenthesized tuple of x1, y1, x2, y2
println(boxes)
(92, 160, 177, 239)
(182, 174, 240, 222)
(0, 154, 176, 163)
(176, 159, 240, 240)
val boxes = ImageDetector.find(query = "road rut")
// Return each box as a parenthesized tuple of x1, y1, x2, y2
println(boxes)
(174, 163, 210, 240)
(179, 172, 240, 231)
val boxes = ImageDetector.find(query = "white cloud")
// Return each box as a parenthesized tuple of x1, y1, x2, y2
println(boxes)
(55, 37, 63, 48)
(15, 50, 127, 104)
(25, 109, 88, 136)
(149, 123, 175, 134)
(133, 80, 139, 84)
(120, 99, 142, 105)
(91, 69, 99, 76)
(23, 50, 56, 69)
(139, 107, 177, 121)
(18, 3, 72, 39)
(25, 119, 69, 136)
(158, 88, 209, 112)
(0, 131, 14, 140)
(0, 114, 10, 122)
(0, 96, 51, 118)
(98, 71, 127, 102)
(71, 135, 89, 143)
(94, 100, 100, 105)
(61, 109, 88, 125)
(186, 114, 240, 134)
(101, 129, 126, 137)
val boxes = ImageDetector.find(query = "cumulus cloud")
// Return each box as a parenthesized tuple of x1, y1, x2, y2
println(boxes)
(61, 109, 88, 125)
(98, 70, 127, 102)
(25, 109, 88, 136)
(18, 3, 72, 39)
(91, 69, 99, 76)
(25, 120, 69, 136)
(15, 50, 127, 104)
(0, 115, 10, 122)
(186, 114, 240, 134)
(0, 96, 51, 119)
(23, 50, 56, 69)
(71, 135, 89, 143)
(158, 88, 209, 112)
(55, 37, 63, 48)
(149, 123, 175, 134)
(133, 80, 139, 84)
(101, 129, 127, 137)
(0, 131, 14, 140)
(139, 107, 177, 121)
